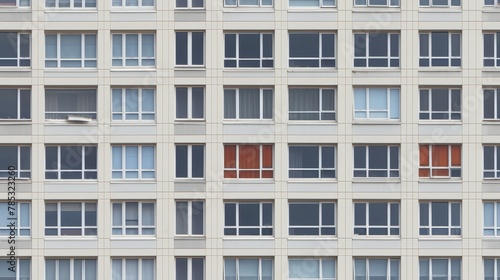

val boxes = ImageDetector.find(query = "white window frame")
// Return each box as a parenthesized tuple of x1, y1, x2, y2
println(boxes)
(354, 258, 400, 280)
(0, 32, 30, 67)
(175, 31, 205, 67)
(224, 0, 272, 6)
(223, 144, 274, 179)
(288, 145, 336, 179)
(111, 258, 155, 280)
(288, 202, 336, 236)
(224, 88, 273, 120)
(484, 202, 500, 236)
(45, 146, 97, 180)
(112, 88, 155, 121)
(353, 145, 400, 178)
(419, 32, 461, 67)
(484, 258, 500, 279)
(45, 89, 97, 120)
(288, 88, 336, 121)
(419, 258, 461, 280)
(176, 257, 205, 280)
(45, 259, 97, 280)
(288, 258, 336, 280)
(175, 200, 205, 236)
(0, 88, 30, 120)
(175, 0, 204, 9)
(112, 33, 155, 67)
(0, 145, 30, 179)
(223, 258, 273, 280)
(419, 88, 461, 120)
(175, 144, 205, 179)
(418, 144, 462, 178)
(111, 145, 155, 179)
(112, 201, 155, 236)
(484, 146, 500, 179)
(354, 88, 400, 121)
(484, 32, 500, 67)
(112, 0, 154, 7)
(353, 202, 400, 236)
(289, 0, 335, 7)
(45, 0, 95, 8)
(419, 201, 461, 236)
(0, 0, 29, 7)
(0, 259, 30, 280)
(45, 34, 97, 68)
(354, 0, 399, 7)
(419, 0, 460, 7)
(288, 32, 336, 68)
(0, 202, 30, 236)
(175, 86, 205, 120)
(484, 89, 500, 120)
(353, 32, 400, 68)
(44, 202, 97, 237)
(224, 33, 274, 68)
(485, 0, 500, 6)
(224, 202, 273, 236)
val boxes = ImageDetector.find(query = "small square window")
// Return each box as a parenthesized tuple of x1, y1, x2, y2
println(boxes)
(175, 144, 204, 179)
(45, 89, 97, 120)
(224, 88, 273, 120)
(176, 257, 204, 280)
(0, 89, 30, 120)
(419, 32, 461, 67)
(288, 146, 335, 179)
(354, 202, 399, 236)
(224, 201, 273, 236)
(45, 146, 97, 180)
(112, 33, 155, 67)
(224, 144, 273, 179)
(0, 146, 30, 179)
(354, 88, 400, 120)
(224, 33, 273, 68)
(353, 145, 400, 178)
(176, 31, 204, 67)
(112, 258, 155, 280)
(289, 258, 336, 280)
(45, 202, 97, 236)
(176, 87, 205, 120)
(112, 201, 155, 236)
(354, 258, 400, 279)
(419, 144, 461, 178)
(0, 32, 30, 67)
(0, 202, 30, 236)
(419, 88, 461, 120)
(419, 201, 461, 236)
(112, 88, 155, 121)
(289, 202, 335, 235)
(289, 88, 335, 121)
(289, 33, 335, 68)
(354, 33, 400, 67)
(175, 201, 204, 236)
(111, 145, 155, 179)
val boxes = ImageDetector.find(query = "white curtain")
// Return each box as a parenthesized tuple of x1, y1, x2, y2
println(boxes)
(176, 202, 188, 234)
(289, 259, 319, 278)
(369, 259, 387, 279)
(45, 260, 56, 280)
(113, 203, 122, 226)
(224, 89, 236, 118)
(58, 260, 71, 280)
(239, 89, 260, 119)
(125, 146, 139, 170)
(141, 203, 154, 226)
(322, 259, 336, 279)
(112, 260, 122, 280)
(239, 259, 259, 279)
(142, 259, 155, 280)
(142, 34, 155, 57)
(224, 259, 237, 280)
(125, 202, 139, 226)
(431, 259, 448, 278)
(289, 89, 319, 120)
(126, 259, 139, 280)
(61, 35, 81, 58)
(354, 259, 366, 280)
(85, 260, 97, 280)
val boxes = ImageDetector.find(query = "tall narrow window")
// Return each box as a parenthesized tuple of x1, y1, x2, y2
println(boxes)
(419, 32, 461, 67)
(0, 146, 30, 179)
(0, 89, 30, 120)
(112, 145, 155, 179)
(353, 145, 400, 178)
(224, 144, 273, 179)
(175, 144, 204, 179)
(224, 202, 273, 236)
(45, 259, 97, 280)
(176, 257, 204, 280)
(112, 201, 155, 236)
(289, 33, 335, 67)
(224, 88, 273, 120)
(289, 88, 335, 121)
(419, 201, 461, 236)
(354, 32, 400, 67)
(45, 146, 97, 180)
(45, 89, 97, 120)
(288, 146, 335, 178)
(484, 89, 500, 120)
(176, 87, 205, 120)
(419, 88, 461, 120)
(483, 202, 500, 236)
(175, 201, 204, 235)
(112, 33, 155, 67)
(354, 88, 400, 120)
(45, 34, 96, 68)
(112, 88, 155, 121)
(224, 33, 273, 68)
(0, 32, 30, 67)
(45, 202, 97, 236)
(419, 144, 461, 178)
(176, 31, 204, 66)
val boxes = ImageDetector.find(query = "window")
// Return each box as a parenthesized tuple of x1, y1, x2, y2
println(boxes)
(419, 144, 461, 178)
(354, 202, 399, 236)
(289, 258, 336, 280)
(288, 88, 335, 121)
(112, 145, 155, 179)
(288, 146, 335, 178)
(0, 259, 30, 280)
(0, 0, 29, 7)
(0, 32, 30, 67)
(419, 88, 461, 120)
(289, 0, 334, 7)
(354, 33, 400, 67)
(0, 146, 30, 179)
(484, 146, 500, 179)
(353, 145, 400, 178)
(112, 258, 155, 280)
(176, 31, 204, 66)
(354, 0, 399, 7)
(224, 88, 273, 120)
(419, 0, 460, 6)
(354, 88, 400, 120)
(175, 0, 203, 8)
(484, 89, 500, 120)
(0, 202, 30, 236)
(46, 259, 97, 280)
(485, 259, 500, 280)
(224, 258, 273, 280)
(112, 0, 153, 7)
(354, 258, 400, 280)
(419, 201, 461, 236)
(288, 202, 335, 235)
(485, 0, 500, 6)
(419, 32, 461, 67)
(176, 201, 204, 236)
(224, 0, 271, 6)
(224, 33, 273, 68)
(483, 202, 500, 236)
(223, 144, 273, 179)
(112, 202, 155, 236)
(46, 0, 95, 7)
(176, 145, 204, 179)
(45, 34, 96, 68)
(176, 87, 204, 120)
(112, 33, 155, 67)
(176, 258, 204, 280)
(419, 258, 461, 280)
(45, 202, 97, 236)
(289, 33, 335, 67)
(45, 146, 97, 180)
(0, 89, 30, 120)
(224, 202, 273, 236)
(484, 32, 500, 67)
(112, 88, 155, 121)
(45, 89, 97, 120)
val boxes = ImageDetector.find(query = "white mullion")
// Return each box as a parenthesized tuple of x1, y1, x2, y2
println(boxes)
(386, 146, 390, 176)
(387, 203, 391, 230)
(81, 202, 85, 236)
(122, 146, 127, 178)
(57, 203, 62, 236)
(235, 145, 239, 175)
(80, 34, 84, 65)
(187, 258, 193, 280)
(260, 33, 263, 67)
(236, 34, 239, 67)
(138, 146, 143, 177)
(187, 87, 193, 119)
(122, 35, 127, 66)
(259, 89, 263, 119)
(428, 203, 432, 233)
(122, 259, 126, 280)
(70, 259, 74, 280)
(138, 34, 143, 66)
(447, 259, 451, 280)
(496, 90, 499, 119)
(122, 90, 126, 120)
(447, 89, 452, 119)
(55, 260, 59, 280)
(447, 203, 452, 235)
(235, 89, 240, 119)
(318, 146, 322, 175)
(57, 146, 62, 178)
(365, 146, 369, 175)
(188, 201, 193, 235)
(258, 259, 262, 280)
(188, 32, 192, 65)
(259, 203, 263, 235)
(427, 34, 431, 62)
(495, 146, 498, 175)
(319, 89, 323, 118)
(495, 33, 498, 63)
(318, 202, 323, 229)
(448, 33, 452, 64)
(81, 146, 85, 179)
(319, 33, 323, 61)
(138, 202, 143, 235)
(17, 89, 21, 119)
(387, 33, 391, 66)
(122, 203, 126, 233)
(138, 89, 143, 120)
(259, 145, 263, 176)
(16, 33, 20, 66)
(496, 203, 499, 231)
(366, 203, 370, 229)
(187, 145, 193, 178)
(235, 203, 239, 234)
(57, 34, 61, 68)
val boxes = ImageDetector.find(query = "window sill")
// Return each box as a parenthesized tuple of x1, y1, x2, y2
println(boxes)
(44, 237, 97, 240)
(352, 236, 400, 240)
(110, 236, 156, 240)
(482, 236, 500, 239)
(44, 179, 97, 182)
(418, 236, 462, 240)
(0, 67, 31, 72)
(0, 119, 31, 123)
(482, 67, 500, 72)
(175, 178, 206, 182)
(110, 8, 156, 12)
(175, 7, 206, 11)
(287, 236, 337, 240)
(44, 68, 97, 72)
(352, 120, 400, 125)
(45, 120, 98, 124)
(223, 68, 274, 71)
(418, 7, 462, 12)
(483, 119, 500, 123)
(45, 8, 97, 12)
(418, 67, 462, 72)
(352, 178, 400, 183)
(483, 7, 500, 12)
(418, 121, 462, 124)
(223, 7, 274, 12)
(0, 7, 31, 10)
(482, 179, 500, 183)
(418, 178, 462, 182)
(352, 7, 400, 12)
(352, 68, 400, 72)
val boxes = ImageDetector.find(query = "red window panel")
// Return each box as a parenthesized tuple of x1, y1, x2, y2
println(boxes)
(419, 144, 461, 178)
(223, 144, 273, 179)
(224, 145, 237, 178)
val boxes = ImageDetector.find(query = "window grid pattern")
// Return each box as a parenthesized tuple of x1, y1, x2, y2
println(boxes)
(419, 32, 461, 67)
(419, 258, 461, 280)
(112, 88, 155, 121)
(175, 0, 203, 8)
(288, 202, 336, 236)
(485, 0, 500, 6)
(354, 33, 400, 67)
(224, 0, 271, 7)
(112, 145, 155, 179)
(0, 146, 30, 179)
(44, 202, 97, 237)
(0, 202, 30, 236)
(224, 144, 273, 179)
(224, 258, 273, 280)
(353, 145, 400, 178)
(45, 89, 97, 120)
(354, 202, 400, 236)
(45, 259, 97, 280)
(112, 0, 153, 7)
(45, 34, 97, 68)
(484, 32, 500, 67)
(111, 258, 155, 280)
(354, 0, 399, 7)
(46, 0, 95, 8)
(175, 201, 205, 236)
(0, 0, 29, 6)
(289, 33, 335, 67)
(112, 33, 155, 67)
(0, 89, 30, 120)
(354, 88, 400, 120)
(419, 202, 461, 236)
(354, 258, 400, 280)
(419, 144, 461, 178)
(112, 202, 155, 236)
(224, 33, 273, 68)
(0, 32, 30, 67)
(288, 88, 335, 121)
(484, 146, 500, 179)
(289, 0, 335, 7)
(484, 202, 500, 236)
(288, 145, 336, 179)
(419, 88, 461, 120)
(45, 146, 97, 180)
(420, 0, 460, 6)
(224, 202, 273, 236)
(224, 88, 273, 120)
(289, 258, 336, 280)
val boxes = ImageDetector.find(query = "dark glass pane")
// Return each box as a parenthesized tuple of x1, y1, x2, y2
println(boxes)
(20, 90, 30, 119)
(354, 34, 367, 57)
(176, 32, 188, 65)
(289, 146, 319, 168)
(176, 0, 187, 7)
(368, 146, 388, 169)
(419, 34, 429, 56)
(0, 33, 18, 59)
(354, 146, 366, 168)
(238, 203, 259, 226)
(289, 203, 319, 226)
(192, 145, 204, 178)
(176, 146, 188, 178)
(192, 87, 204, 119)
(192, 32, 204, 65)
(321, 147, 335, 168)
(390, 33, 399, 57)
(176, 258, 188, 280)
(239, 34, 260, 58)
(390, 203, 399, 226)
(0, 89, 17, 119)
(390, 147, 399, 169)
(368, 33, 388, 57)
(192, 258, 204, 280)
(0, 146, 16, 170)
(431, 89, 449, 112)
(61, 146, 83, 170)
(354, 203, 366, 226)
(431, 202, 448, 226)
(451, 34, 461, 56)
(45, 146, 58, 170)
(420, 90, 429, 111)
(420, 203, 429, 226)
(192, 201, 204, 235)
(84, 146, 97, 169)
(289, 228, 319, 235)
(176, 87, 188, 118)
(289, 33, 319, 58)
(262, 34, 273, 58)
(369, 203, 387, 226)
(322, 34, 335, 57)
(225, 34, 236, 58)
(484, 34, 494, 58)
(262, 203, 272, 226)
(224, 203, 236, 226)
(321, 203, 335, 226)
